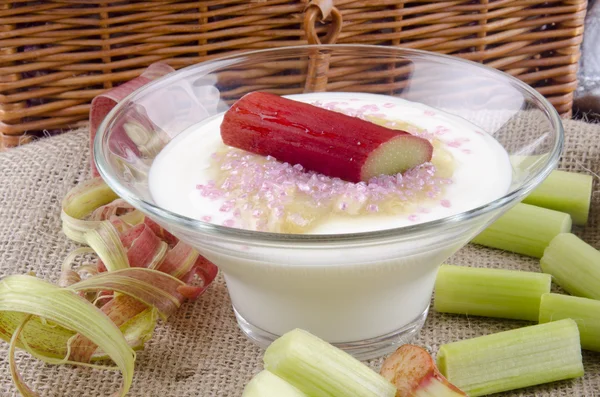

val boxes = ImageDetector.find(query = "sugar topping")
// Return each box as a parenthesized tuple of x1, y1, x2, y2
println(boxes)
(196, 149, 453, 232)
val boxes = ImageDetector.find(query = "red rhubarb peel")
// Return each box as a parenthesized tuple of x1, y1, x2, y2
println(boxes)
(380, 344, 467, 397)
(89, 62, 175, 176)
(221, 92, 433, 183)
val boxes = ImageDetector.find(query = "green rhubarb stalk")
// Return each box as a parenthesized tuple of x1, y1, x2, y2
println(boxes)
(540, 233, 600, 299)
(539, 293, 600, 352)
(436, 319, 583, 397)
(523, 170, 593, 225)
(434, 265, 551, 321)
(263, 329, 396, 397)
(471, 203, 572, 258)
(243, 370, 308, 397)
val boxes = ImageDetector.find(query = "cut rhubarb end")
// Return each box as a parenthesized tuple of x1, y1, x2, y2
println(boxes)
(380, 344, 466, 397)
(361, 135, 434, 181)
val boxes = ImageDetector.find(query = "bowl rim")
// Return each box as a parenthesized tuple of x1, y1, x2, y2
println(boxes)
(94, 44, 563, 245)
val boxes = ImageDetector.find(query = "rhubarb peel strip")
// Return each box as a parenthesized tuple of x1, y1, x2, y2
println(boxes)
(70, 268, 186, 319)
(1, 62, 218, 396)
(89, 62, 175, 176)
(1, 276, 136, 397)
(61, 177, 120, 244)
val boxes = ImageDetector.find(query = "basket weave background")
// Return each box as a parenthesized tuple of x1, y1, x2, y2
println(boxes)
(0, 0, 587, 150)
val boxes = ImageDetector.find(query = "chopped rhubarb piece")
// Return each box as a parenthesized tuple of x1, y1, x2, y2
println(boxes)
(380, 344, 466, 397)
(220, 92, 433, 183)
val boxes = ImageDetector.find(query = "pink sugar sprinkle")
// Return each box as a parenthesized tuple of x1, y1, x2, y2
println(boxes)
(252, 209, 263, 218)
(475, 130, 485, 135)
(222, 219, 235, 227)
(201, 215, 212, 222)
(220, 201, 234, 212)
(433, 126, 449, 135)
(367, 204, 379, 213)
(383, 103, 395, 108)
(408, 214, 419, 222)
(448, 141, 462, 148)
(441, 199, 451, 208)
(424, 110, 435, 116)
(462, 149, 472, 154)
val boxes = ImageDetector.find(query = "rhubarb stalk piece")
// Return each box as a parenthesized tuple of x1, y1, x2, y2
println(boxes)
(242, 370, 308, 397)
(437, 319, 584, 396)
(263, 328, 397, 397)
(523, 170, 593, 225)
(380, 344, 466, 397)
(434, 265, 551, 321)
(471, 203, 572, 258)
(220, 92, 433, 183)
(539, 293, 600, 352)
(540, 233, 600, 299)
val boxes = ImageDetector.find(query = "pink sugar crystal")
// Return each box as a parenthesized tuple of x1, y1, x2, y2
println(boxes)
(383, 103, 395, 108)
(433, 126, 449, 135)
(220, 201, 234, 212)
(201, 215, 212, 222)
(408, 214, 419, 222)
(424, 110, 435, 116)
(441, 199, 451, 208)
(367, 204, 379, 213)
(222, 219, 235, 227)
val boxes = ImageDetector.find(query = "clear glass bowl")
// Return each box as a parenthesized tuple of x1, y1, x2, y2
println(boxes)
(95, 45, 563, 360)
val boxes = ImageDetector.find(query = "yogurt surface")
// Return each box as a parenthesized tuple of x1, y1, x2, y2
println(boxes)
(149, 92, 512, 234)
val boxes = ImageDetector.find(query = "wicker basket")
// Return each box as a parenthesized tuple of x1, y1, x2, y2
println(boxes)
(0, 0, 587, 150)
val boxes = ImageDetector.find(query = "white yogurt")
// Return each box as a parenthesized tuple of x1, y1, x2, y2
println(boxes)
(148, 93, 513, 348)
(150, 93, 512, 233)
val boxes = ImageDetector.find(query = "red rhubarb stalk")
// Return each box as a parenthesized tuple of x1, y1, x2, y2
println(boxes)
(220, 92, 433, 183)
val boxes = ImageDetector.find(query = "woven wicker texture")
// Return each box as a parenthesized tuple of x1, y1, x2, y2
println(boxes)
(0, 120, 599, 396)
(0, 0, 587, 149)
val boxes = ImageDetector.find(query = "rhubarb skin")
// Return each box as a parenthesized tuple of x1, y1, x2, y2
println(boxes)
(380, 344, 466, 397)
(220, 92, 433, 183)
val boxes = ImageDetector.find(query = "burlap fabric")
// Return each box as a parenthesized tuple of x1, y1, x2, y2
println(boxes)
(0, 121, 599, 397)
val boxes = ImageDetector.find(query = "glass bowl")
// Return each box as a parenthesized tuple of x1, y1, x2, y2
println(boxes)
(94, 45, 563, 360)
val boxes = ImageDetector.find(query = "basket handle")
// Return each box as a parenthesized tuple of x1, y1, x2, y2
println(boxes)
(303, 0, 343, 92)
(304, 0, 343, 45)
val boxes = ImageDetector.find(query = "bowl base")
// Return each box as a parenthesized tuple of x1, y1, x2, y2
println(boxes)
(233, 304, 428, 361)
